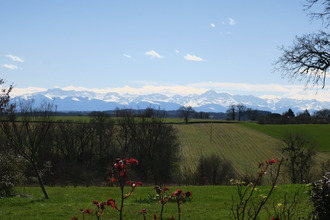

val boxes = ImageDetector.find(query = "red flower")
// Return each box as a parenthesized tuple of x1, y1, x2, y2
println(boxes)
(267, 159, 277, 165)
(72, 217, 78, 220)
(114, 158, 124, 171)
(127, 158, 139, 165)
(153, 213, 158, 220)
(154, 185, 162, 194)
(100, 202, 107, 210)
(80, 208, 92, 214)
(127, 180, 143, 187)
(164, 186, 170, 191)
(185, 191, 192, 197)
(92, 200, 99, 205)
(272, 217, 280, 220)
(107, 198, 117, 209)
(173, 189, 182, 197)
(140, 209, 147, 214)
(170, 216, 175, 219)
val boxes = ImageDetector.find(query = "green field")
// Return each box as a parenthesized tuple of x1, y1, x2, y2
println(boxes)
(0, 185, 311, 220)
(174, 123, 330, 183)
(238, 123, 330, 151)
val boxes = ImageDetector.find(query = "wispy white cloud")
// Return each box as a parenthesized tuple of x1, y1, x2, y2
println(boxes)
(189, 81, 330, 102)
(175, 49, 180, 53)
(184, 54, 205, 61)
(228, 18, 237, 25)
(145, 50, 164, 58)
(9, 87, 47, 97)
(222, 18, 237, 26)
(210, 23, 215, 28)
(123, 54, 131, 58)
(6, 54, 24, 62)
(61, 85, 208, 96)
(3, 64, 18, 70)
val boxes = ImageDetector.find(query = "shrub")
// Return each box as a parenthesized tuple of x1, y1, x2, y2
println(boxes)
(309, 172, 330, 220)
(196, 155, 235, 185)
(0, 148, 26, 197)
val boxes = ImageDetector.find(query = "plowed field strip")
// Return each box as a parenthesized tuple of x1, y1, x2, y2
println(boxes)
(174, 123, 330, 179)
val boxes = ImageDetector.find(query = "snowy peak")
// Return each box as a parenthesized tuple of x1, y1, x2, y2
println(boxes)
(12, 89, 330, 113)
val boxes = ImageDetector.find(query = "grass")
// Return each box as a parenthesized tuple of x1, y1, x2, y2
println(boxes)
(238, 123, 330, 151)
(0, 185, 311, 219)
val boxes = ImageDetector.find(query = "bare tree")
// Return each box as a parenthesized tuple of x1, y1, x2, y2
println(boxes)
(305, 0, 330, 27)
(236, 103, 246, 121)
(179, 106, 195, 124)
(282, 133, 316, 184)
(274, 31, 329, 88)
(0, 100, 56, 199)
(275, 0, 330, 88)
(226, 104, 236, 120)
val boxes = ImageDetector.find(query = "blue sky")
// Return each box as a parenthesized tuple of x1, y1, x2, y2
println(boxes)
(1, 0, 329, 101)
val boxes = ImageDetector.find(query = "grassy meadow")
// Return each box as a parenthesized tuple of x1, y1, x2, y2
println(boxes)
(238, 123, 330, 151)
(0, 185, 311, 220)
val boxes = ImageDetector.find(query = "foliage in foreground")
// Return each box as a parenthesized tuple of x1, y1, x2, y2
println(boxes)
(309, 172, 330, 220)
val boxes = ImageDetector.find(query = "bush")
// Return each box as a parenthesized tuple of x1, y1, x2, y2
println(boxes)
(196, 155, 235, 185)
(309, 172, 330, 220)
(0, 148, 26, 197)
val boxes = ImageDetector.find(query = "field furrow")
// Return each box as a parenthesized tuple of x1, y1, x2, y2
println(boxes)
(174, 123, 283, 177)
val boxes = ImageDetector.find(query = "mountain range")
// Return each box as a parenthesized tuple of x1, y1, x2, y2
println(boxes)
(12, 88, 330, 113)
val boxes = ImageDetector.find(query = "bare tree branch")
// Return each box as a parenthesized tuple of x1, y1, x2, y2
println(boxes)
(304, 0, 330, 27)
(274, 31, 330, 88)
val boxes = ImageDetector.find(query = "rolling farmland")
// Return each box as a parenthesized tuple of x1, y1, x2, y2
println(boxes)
(174, 123, 330, 182)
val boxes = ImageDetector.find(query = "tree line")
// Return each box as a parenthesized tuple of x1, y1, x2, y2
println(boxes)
(258, 108, 330, 124)
(0, 100, 181, 197)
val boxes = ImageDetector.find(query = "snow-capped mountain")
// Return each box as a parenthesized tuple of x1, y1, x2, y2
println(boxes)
(12, 88, 330, 113)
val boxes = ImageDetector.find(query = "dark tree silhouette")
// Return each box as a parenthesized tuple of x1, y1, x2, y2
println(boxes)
(226, 104, 236, 120)
(282, 133, 316, 184)
(179, 106, 195, 124)
(236, 103, 246, 121)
